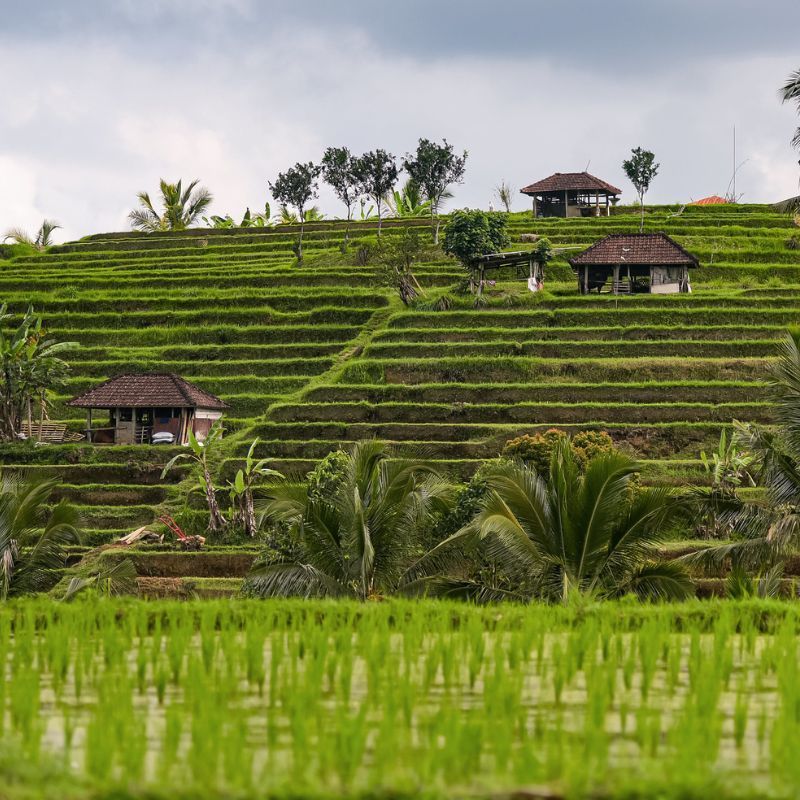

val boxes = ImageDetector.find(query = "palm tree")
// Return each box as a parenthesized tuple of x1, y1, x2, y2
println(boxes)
(0, 472, 81, 600)
(781, 68, 800, 151)
(129, 179, 213, 232)
(0, 305, 78, 442)
(430, 442, 691, 603)
(688, 331, 800, 574)
(247, 441, 452, 599)
(3, 220, 60, 251)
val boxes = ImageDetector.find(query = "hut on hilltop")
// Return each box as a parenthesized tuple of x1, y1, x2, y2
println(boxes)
(569, 233, 698, 295)
(521, 171, 621, 218)
(69, 373, 227, 445)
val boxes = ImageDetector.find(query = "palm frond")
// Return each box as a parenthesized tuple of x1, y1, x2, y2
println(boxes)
(246, 562, 351, 599)
(622, 561, 693, 602)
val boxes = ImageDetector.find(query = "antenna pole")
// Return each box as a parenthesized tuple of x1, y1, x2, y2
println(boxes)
(733, 126, 736, 201)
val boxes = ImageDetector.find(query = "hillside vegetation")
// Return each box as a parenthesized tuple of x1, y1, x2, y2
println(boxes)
(1, 204, 797, 545)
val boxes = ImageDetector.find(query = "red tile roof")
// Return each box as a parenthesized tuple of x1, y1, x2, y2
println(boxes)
(521, 171, 622, 196)
(68, 373, 228, 410)
(690, 195, 729, 206)
(569, 233, 699, 267)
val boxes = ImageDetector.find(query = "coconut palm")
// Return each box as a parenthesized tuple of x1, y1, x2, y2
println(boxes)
(129, 179, 213, 232)
(3, 220, 60, 251)
(429, 442, 691, 603)
(0, 305, 78, 442)
(247, 440, 453, 599)
(0, 472, 81, 600)
(781, 68, 800, 151)
(687, 331, 800, 574)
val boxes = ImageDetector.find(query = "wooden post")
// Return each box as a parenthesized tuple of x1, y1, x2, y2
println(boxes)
(605, 195, 610, 216)
(613, 265, 619, 295)
(86, 409, 92, 443)
(532, 197, 538, 217)
(595, 192, 600, 217)
(564, 190, 569, 218)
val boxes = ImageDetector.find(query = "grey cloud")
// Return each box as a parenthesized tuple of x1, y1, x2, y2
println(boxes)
(2, 0, 799, 69)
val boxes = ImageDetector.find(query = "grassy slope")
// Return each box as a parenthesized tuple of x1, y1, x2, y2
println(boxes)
(1, 203, 798, 548)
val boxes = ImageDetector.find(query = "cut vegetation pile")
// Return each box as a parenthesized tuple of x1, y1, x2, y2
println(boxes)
(0, 205, 798, 545)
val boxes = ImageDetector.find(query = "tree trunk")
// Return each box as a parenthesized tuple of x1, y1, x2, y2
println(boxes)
(376, 201, 382, 236)
(298, 215, 304, 261)
(431, 204, 438, 245)
(244, 491, 257, 537)
(203, 465, 226, 532)
(639, 191, 645, 233)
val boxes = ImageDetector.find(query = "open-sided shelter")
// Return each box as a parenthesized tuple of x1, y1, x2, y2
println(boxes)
(69, 373, 227, 445)
(568, 233, 698, 295)
(521, 171, 621, 218)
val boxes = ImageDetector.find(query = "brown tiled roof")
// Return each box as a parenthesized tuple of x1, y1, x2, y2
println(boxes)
(520, 171, 622, 196)
(68, 373, 228, 410)
(568, 233, 699, 267)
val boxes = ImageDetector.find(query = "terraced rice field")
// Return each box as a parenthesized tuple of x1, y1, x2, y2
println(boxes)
(1, 205, 798, 545)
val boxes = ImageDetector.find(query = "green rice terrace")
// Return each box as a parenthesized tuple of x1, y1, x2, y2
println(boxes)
(1, 203, 798, 553)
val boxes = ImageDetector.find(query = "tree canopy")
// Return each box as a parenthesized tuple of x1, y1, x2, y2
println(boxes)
(402, 138, 467, 242)
(442, 209, 510, 268)
(354, 150, 398, 234)
(269, 162, 322, 259)
(622, 147, 659, 232)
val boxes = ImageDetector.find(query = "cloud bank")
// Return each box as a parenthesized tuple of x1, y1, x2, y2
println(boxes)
(0, 1, 798, 240)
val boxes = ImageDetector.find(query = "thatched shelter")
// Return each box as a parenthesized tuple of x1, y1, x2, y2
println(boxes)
(569, 233, 698, 294)
(521, 171, 621, 218)
(69, 373, 227, 445)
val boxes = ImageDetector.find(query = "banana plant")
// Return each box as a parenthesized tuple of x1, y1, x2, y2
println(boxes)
(228, 438, 282, 537)
(161, 421, 226, 532)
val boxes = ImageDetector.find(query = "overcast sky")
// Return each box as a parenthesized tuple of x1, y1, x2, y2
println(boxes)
(1, 0, 799, 240)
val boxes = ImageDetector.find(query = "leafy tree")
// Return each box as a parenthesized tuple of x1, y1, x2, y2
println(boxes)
(269, 162, 322, 259)
(430, 442, 691, 603)
(321, 146, 360, 241)
(129, 179, 213, 232)
(228, 438, 282, 537)
(781, 68, 800, 152)
(622, 147, 659, 233)
(442, 209, 510, 295)
(495, 181, 514, 213)
(354, 150, 398, 236)
(377, 227, 426, 305)
(402, 138, 467, 243)
(0, 472, 80, 601)
(161, 421, 227, 532)
(247, 440, 453, 599)
(0, 306, 78, 442)
(3, 220, 61, 252)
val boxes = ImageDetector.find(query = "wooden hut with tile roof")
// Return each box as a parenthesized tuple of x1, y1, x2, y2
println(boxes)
(521, 171, 621, 218)
(568, 233, 698, 295)
(69, 373, 227, 445)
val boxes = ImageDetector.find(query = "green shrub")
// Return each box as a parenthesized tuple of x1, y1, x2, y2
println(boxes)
(502, 429, 569, 475)
(571, 430, 616, 468)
